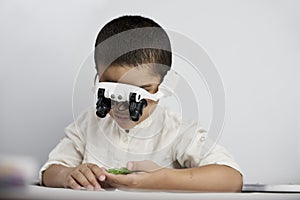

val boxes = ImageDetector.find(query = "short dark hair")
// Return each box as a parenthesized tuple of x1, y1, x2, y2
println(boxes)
(94, 15, 172, 79)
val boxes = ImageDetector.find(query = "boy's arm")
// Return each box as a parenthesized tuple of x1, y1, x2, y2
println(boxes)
(150, 164, 243, 192)
(104, 164, 243, 192)
(42, 164, 72, 188)
(43, 163, 107, 190)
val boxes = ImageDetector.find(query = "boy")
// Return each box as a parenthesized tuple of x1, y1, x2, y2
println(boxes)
(40, 15, 243, 192)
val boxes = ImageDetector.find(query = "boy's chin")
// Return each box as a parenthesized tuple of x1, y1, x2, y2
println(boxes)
(115, 119, 136, 130)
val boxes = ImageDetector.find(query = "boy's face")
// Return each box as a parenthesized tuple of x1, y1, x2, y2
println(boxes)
(99, 65, 161, 130)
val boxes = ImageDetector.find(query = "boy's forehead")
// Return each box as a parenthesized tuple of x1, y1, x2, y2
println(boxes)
(99, 65, 160, 86)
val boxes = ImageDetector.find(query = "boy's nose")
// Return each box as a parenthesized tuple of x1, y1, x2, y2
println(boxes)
(115, 101, 129, 112)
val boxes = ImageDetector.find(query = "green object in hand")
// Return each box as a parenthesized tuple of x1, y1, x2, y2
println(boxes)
(107, 167, 133, 175)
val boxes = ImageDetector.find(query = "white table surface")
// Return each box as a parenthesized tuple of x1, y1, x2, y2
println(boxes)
(1, 185, 300, 200)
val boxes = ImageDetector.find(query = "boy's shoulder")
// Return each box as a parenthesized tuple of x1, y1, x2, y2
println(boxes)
(74, 105, 97, 119)
(156, 105, 204, 132)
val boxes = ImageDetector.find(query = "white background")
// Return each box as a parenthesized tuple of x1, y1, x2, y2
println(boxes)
(0, 0, 299, 184)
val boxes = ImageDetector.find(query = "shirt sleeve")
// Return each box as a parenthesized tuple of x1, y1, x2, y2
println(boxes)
(173, 122, 242, 175)
(38, 109, 89, 184)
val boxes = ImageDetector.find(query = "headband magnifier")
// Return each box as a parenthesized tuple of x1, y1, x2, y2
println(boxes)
(95, 70, 179, 121)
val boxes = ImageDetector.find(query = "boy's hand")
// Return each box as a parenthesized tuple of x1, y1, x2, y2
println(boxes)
(104, 160, 162, 189)
(63, 163, 107, 190)
(103, 171, 145, 189)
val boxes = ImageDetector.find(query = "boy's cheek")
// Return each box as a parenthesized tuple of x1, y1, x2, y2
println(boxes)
(146, 99, 158, 106)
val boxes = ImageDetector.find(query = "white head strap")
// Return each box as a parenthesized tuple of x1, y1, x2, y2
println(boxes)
(95, 70, 180, 102)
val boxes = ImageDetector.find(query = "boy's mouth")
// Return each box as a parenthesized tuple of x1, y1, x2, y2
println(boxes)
(113, 112, 130, 120)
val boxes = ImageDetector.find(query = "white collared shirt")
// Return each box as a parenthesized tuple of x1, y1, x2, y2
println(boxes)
(39, 105, 242, 181)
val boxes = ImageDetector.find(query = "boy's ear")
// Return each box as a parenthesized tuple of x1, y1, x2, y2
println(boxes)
(94, 74, 99, 85)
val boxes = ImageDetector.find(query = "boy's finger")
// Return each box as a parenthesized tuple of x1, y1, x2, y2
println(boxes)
(65, 176, 81, 190)
(87, 164, 106, 182)
(79, 167, 101, 190)
(104, 171, 136, 187)
(71, 171, 94, 190)
(103, 171, 122, 185)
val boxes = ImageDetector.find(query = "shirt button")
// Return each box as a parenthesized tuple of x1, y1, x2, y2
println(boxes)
(123, 136, 128, 143)
(200, 136, 206, 142)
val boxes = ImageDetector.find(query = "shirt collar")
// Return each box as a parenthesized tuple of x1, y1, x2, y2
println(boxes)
(116, 105, 163, 136)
